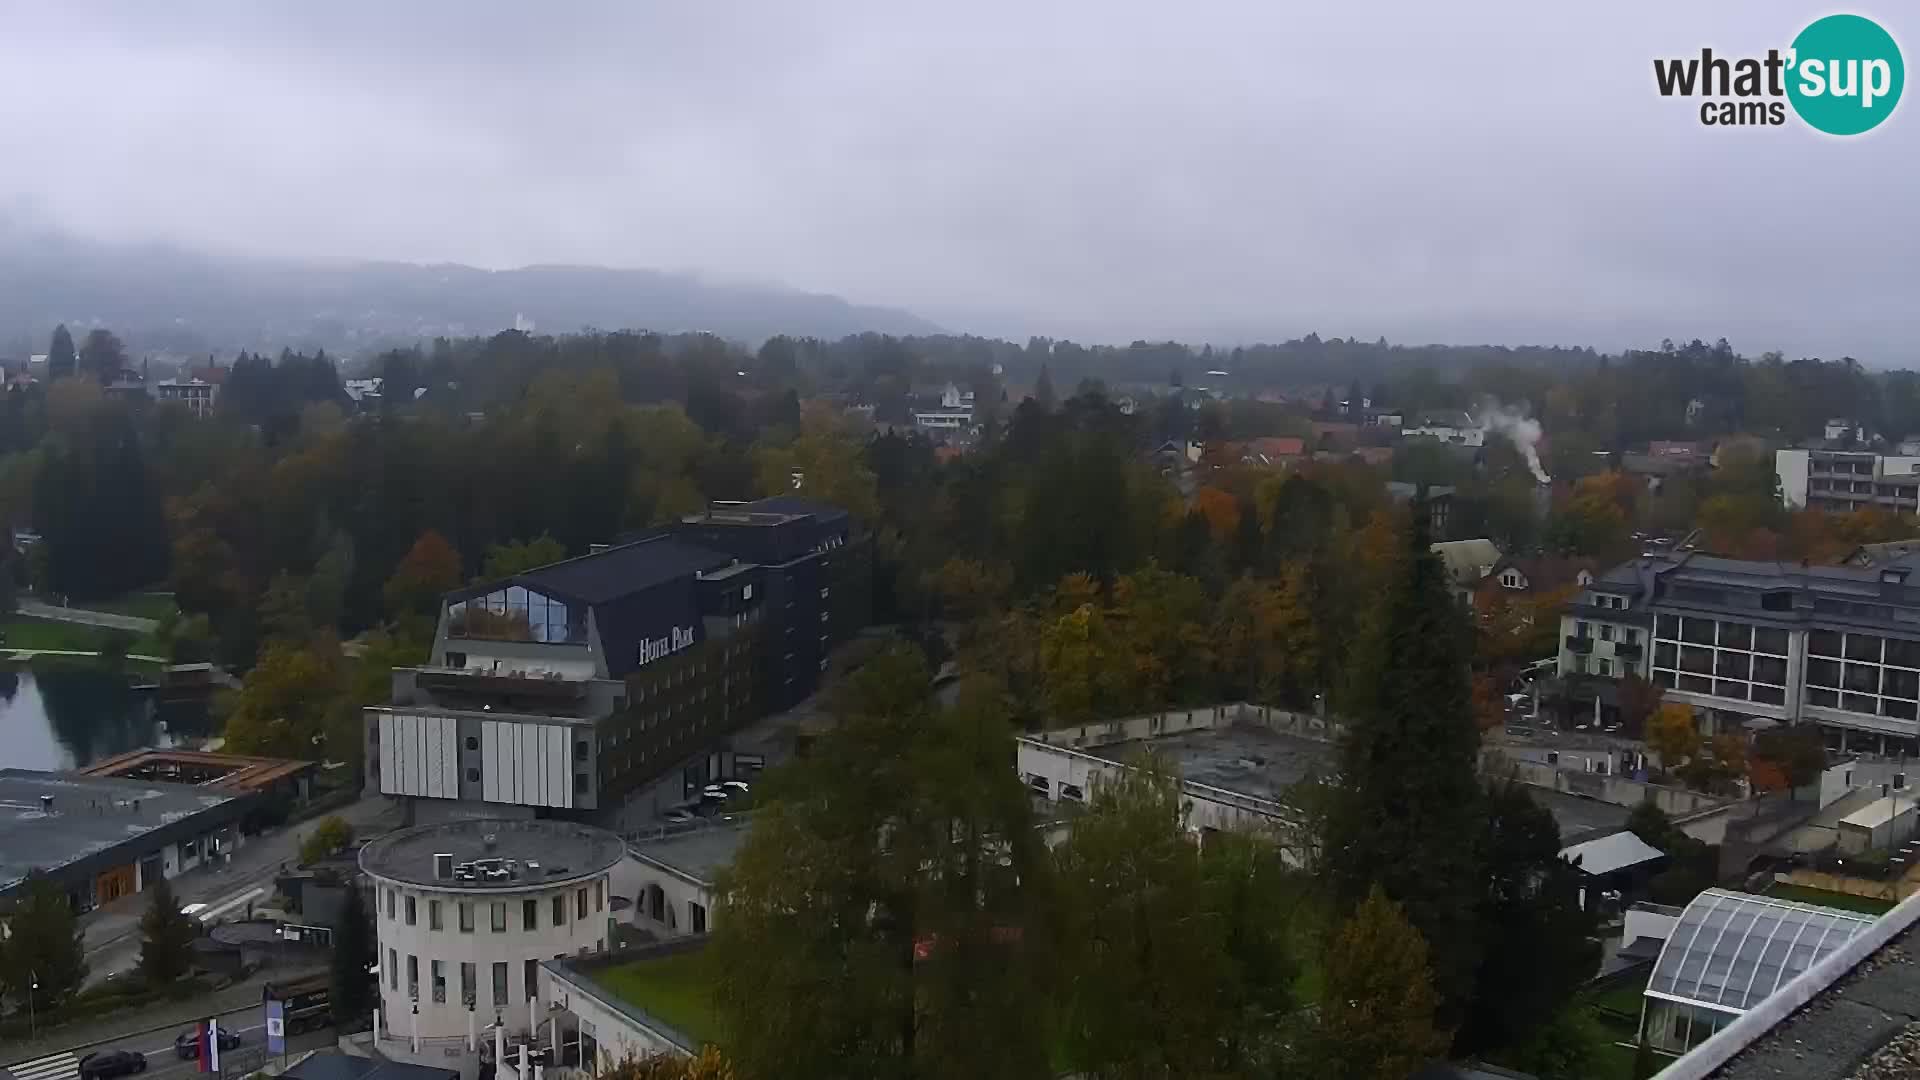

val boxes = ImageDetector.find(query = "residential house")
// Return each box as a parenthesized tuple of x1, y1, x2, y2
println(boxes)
(1430, 538, 1502, 606)
(1236, 436, 1306, 468)
(1387, 482, 1454, 540)
(1402, 410, 1485, 447)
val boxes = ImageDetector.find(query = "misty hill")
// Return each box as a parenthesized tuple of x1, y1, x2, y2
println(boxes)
(0, 221, 941, 358)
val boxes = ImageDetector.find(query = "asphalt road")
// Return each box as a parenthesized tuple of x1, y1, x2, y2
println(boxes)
(6, 1003, 335, 1080)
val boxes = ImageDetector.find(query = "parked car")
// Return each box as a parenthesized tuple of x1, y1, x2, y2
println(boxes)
(78, 1051, 146, 1079)
(174, 1027, 243, 1060)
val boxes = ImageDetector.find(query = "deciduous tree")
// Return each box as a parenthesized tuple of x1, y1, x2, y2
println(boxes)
(1645, 703, 1701, 772)
(0, 871, 86, 1006)
(1312, 887, 1449, 1080)
(383, 530, 463, 619)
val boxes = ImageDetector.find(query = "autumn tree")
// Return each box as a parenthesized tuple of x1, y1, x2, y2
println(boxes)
(596, 1049, 736, 1080)
(752, 420, 881, 524)
(1215, 566, 1319, 707)
(219, 642, 344, 758)
(383, 529, 463, 619)
(1753, 725, 1828, 799)
(1311, 887, 1450, 1080)
(1645, 703, 1702, 773)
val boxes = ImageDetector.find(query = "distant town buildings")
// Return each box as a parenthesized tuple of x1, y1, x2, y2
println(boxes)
(1775, 448, 1920, 513)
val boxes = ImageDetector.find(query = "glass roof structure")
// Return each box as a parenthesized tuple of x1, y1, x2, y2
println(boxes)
(1646, 889, 1876, 1015)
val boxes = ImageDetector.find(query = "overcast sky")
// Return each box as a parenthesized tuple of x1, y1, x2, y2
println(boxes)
(1, 2, 1915, 360)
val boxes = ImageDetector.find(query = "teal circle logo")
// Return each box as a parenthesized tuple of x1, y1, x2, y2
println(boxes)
(1787, 14, 1903, 135)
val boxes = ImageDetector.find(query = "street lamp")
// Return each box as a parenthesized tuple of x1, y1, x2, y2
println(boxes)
(28, 970, 38, 1041)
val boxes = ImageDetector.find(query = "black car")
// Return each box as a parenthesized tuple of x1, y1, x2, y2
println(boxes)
(77, 1050, 146, 1080)
(173, 1027, 244, 1060)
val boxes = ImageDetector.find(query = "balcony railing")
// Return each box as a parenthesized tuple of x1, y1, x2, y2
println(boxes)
(1615, 642, 1644, 660)
(1566, 635, 1594, 654)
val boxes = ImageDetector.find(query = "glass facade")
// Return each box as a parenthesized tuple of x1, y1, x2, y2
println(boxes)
(1652, 615, 1790, 705)
(447, 586, 584, 644)
(1643, 889, 1871, 1052)
(1805, 629, 1920, 721)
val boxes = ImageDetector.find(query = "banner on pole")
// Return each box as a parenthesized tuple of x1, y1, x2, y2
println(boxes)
(265, 998, 287, 1055)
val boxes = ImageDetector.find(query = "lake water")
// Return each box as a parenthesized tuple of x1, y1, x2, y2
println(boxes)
(0, 667, 215, 770)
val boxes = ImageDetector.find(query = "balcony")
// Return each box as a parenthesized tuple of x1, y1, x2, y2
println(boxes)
(1615, 642, 1644, 661)
(1566, 635, 1594, 654)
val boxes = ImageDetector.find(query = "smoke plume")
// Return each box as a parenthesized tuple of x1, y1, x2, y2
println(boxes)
(1477, 401, 1551, 484)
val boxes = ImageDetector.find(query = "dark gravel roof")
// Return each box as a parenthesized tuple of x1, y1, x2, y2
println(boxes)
(1709, 924, 1920, 1080)
(510, 536, 733, 606)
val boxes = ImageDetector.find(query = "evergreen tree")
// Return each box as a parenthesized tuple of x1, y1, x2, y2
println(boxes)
(1321, 505, 1485, 1025)
(139, 876, 197, 985)
(1033, 364, 1056, 411)
(48, 324, 77, 380)
(0, 872, 86, 1006)
(78, 329, 128, 384)
(331, 885, 376, 1023)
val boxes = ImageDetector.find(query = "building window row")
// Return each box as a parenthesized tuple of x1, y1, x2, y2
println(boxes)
(380, 880, 603, 933)
(1653, 615, 1789, 705)
(1806, 629, 1920, 720)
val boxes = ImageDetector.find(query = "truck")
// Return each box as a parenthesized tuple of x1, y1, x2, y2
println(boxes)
(263, 972, 333, 1034)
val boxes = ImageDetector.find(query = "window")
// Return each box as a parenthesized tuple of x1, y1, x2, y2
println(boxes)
(465, 736, 479, 751)
(525, 958, 539, 1001)
(492, 962, 509, 1007)
(429, 900, 443, 931)
(460, 962, 476, 1006)
(575, 772, 589, 794)
(1600, 624, 1615, 642)
(432, 960, 446, 1003)
(466, 768, 480, 783)
(595, 879, 605, 912)
(405, 895, 416, 926)
(407, 955, 419, 999)
(491, 902, 507, 932)
(1625, 628, 1641, 645)
(647, 884, 665, 922)
(1572, 655, 1587, 674)
(575, 740, 589, 762)
(1576, 621, 1591, 639)
(386, 888, 395, 919)
(577, 888, 588, 920)
(689, 901, 707, 934)
(552, 895, 566, 926)
(446, 651, 467, 668)
(524, 899, 538, 930)
(459, 902, 474, 933)
(1597, 658, 1613, 677)
(1501, 570, 1521, 589)
(389, 948, 398, 989)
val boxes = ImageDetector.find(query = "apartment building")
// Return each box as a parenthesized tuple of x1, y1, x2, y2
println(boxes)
(1775, 448, 1920, 513)
(1559, 552, 1920, 755)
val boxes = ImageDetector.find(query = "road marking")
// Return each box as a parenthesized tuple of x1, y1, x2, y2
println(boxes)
(6, 1052, 78, 1080)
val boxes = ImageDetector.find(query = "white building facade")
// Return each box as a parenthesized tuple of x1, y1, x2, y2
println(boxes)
(358, 819, 624, 1076)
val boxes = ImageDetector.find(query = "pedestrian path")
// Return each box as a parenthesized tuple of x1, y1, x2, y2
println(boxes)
(7, 1051, 78, 1080)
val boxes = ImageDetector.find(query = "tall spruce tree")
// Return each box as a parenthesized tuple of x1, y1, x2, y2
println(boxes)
(0, 872, 87, 1006)
(139, 876, 197, 985)
(1320, 503, 1486, 1026)
(331, 884, 376, 1023)
(48, 324, 77, 380)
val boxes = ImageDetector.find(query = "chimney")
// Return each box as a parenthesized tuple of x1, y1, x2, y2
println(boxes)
(434, 853, 454, 880)
(39, 794, 53, 814)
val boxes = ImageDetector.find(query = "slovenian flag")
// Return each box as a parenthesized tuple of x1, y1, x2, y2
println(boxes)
(198, 1018, 220, 1073)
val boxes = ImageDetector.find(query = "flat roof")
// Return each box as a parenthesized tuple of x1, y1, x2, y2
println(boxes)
(75, 749, 315, 793)
(358, 818, 624, 890)
(1085, 725, 1332, 806)
(0, 769, 243, 895)
(1839, 795, 1914, 830)
(627, 823, 751, 887)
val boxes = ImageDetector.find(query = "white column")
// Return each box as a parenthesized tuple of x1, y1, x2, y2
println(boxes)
(373, 1007, 382, 1042)
(548, 1016, 557, 1054)
(528, 994, 537, 1037)
(468, 1008, 477, 1051)
(495, 1022, 507, 1079)
(410, 1004, 420, 1054)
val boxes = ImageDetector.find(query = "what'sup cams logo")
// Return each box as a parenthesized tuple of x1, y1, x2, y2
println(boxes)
(1655, 13, 1903, 134)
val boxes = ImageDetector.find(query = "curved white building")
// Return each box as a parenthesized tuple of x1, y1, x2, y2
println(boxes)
(359, 818, 624, 1068)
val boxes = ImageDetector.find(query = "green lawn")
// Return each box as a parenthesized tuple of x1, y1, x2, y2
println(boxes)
(596, 950, 723, 1048)
(0, 615, 165, 658)
(1766, 883, 1897, 915)
(95, 592, 179, 622)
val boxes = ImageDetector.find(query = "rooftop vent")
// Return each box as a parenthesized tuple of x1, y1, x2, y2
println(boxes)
(39, 794, 52, 814)
(434, 853, 454, 880)
(482, 833, 497, 852)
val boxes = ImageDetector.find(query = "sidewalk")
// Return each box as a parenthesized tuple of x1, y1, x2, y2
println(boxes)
(2, 964, 325, 1065)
